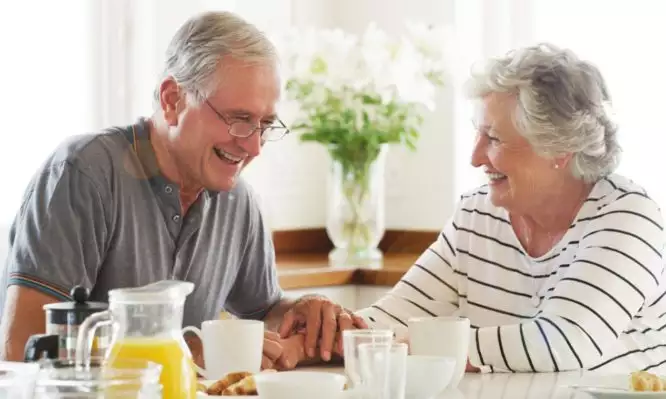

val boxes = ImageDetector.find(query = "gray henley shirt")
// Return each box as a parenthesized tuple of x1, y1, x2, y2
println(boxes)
(0, 118, 282, 327)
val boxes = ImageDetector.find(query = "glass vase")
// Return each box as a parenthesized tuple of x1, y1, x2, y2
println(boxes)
(326, 144, 388, 268)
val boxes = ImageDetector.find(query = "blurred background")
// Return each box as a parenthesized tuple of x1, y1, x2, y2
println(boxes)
(0, 0, 664, 242)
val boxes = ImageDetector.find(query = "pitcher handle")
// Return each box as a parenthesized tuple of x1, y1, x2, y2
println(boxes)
(182, 326, 207, 378)
(75, 310, 112, 369)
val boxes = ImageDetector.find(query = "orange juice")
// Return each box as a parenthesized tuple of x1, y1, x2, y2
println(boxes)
(107, 338, 197, 399)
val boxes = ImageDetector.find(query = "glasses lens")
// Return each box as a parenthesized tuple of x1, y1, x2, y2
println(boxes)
(262, 127, 287, 141)
(229, 123, 256, 137)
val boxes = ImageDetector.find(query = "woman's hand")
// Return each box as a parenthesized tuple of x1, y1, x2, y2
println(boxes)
(275, 333, 307, 370)
(466, 358, 480, 373)
(262, 331, 285, 370)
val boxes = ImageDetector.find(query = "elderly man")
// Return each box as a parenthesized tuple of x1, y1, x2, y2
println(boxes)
(0, 11, 364, 369)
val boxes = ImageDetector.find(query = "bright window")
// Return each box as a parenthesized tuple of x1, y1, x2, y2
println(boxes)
(531, 0, 666, 208)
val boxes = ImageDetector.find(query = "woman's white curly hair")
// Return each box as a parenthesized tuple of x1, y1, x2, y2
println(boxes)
(466, 43, 621, 182)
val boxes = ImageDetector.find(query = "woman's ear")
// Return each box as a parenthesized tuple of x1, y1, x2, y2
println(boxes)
(553, 153, 573, 170)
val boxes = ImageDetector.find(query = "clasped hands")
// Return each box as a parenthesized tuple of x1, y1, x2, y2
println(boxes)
(261, 297, 480, 373)
(262, 296, 367, 370)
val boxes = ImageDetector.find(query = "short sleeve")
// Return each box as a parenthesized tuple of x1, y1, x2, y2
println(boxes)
(4, 161, 109, 300)
(224, 190, 282, 320)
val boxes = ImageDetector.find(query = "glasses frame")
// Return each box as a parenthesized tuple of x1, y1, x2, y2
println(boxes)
(205, 99, 290, 142)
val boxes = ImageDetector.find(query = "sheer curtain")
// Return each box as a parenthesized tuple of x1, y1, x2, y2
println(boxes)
(0, 0, 99, 224)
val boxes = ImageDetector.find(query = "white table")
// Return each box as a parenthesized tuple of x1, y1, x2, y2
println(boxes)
(305, 365, 614, 398)
(457, 371, 591, 399)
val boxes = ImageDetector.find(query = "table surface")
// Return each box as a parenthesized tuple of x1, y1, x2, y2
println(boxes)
(299, 365, 631, 398)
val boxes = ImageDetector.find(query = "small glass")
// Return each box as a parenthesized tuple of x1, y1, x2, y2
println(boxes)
(343, 329, 394, 397)
(33, 357, 162, 398)
(0, 361, 40, 399)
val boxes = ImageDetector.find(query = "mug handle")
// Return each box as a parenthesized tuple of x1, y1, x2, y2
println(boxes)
(182, 326, 207, 377)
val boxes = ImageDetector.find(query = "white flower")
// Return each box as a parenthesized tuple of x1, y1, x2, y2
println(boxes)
(269, 22, 447, 141)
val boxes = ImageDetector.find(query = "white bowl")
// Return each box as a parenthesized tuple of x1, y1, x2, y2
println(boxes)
(254, 371, 347, 399)
(405, 355, 456, 399)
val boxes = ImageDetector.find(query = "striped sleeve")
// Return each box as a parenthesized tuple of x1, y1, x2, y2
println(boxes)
(356, 218, 460, 339)
(469, 194, 665, 372)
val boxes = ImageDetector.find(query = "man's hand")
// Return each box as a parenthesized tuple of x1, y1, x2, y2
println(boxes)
(183, 333, 204, 369)
(278, 295, 368, 361)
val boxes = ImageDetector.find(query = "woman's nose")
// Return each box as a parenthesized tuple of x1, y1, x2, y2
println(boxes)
(470, 135, 488, 168)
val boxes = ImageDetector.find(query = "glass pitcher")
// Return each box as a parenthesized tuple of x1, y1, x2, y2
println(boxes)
(75, 280, 198, 399)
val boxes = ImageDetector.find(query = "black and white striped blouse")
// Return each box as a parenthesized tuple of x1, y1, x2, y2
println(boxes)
(358, 174, 666, 373)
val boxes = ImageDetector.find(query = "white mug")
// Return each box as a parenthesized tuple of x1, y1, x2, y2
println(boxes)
(407, 316, 470, 388)
(182, 319, 264, 380)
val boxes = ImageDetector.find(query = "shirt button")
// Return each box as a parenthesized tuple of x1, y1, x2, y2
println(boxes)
(172, 214, 181, 223)
(164, 185, 173, 194)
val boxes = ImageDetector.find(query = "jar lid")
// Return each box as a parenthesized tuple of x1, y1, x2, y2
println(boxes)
(43, 286, 108, 325)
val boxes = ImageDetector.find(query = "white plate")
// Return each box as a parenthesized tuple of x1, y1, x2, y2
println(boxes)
(573, 387, 666, 399)
(569, 374, 666, 399)
(196, 380, 259, 398)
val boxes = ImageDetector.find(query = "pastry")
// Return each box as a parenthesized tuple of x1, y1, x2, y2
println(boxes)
(204, 369, 277, 396)
(222, 374, 257, 396)
(630, 371, 666, 392)
(206, 371, 252, 395)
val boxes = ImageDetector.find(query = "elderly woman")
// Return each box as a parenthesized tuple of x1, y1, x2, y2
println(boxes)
(355, 43, 666, 374)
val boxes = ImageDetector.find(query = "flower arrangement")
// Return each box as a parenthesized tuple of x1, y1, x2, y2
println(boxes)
(272, 22, 447, 262)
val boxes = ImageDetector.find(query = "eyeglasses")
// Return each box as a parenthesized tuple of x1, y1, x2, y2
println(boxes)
(205, 100, 290, 142)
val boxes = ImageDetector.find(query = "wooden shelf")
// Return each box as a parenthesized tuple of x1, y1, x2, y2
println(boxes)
(276, 253, 415, 290)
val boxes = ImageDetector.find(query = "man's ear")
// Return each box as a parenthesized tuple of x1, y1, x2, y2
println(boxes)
(158, 77, 183, 126)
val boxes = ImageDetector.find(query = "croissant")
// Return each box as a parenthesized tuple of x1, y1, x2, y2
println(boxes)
(631, 371, 666, 392)
(222, 375, 258, 396)
(206, 371, 252, 395)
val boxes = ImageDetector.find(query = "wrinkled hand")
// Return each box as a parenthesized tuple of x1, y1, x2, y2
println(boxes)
(275, 334, 307, 371)
(262, 331, 284, 370)
(183, 333, 204, 370)
(466, 358, 480, 373)
(278, 295, 368, 361)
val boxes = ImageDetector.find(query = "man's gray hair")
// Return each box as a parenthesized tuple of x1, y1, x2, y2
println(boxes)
(153, 11, 278, 106)
(465, 43, 621, 183)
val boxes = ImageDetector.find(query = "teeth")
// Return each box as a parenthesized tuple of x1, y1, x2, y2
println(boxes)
(214, 148, 242, 163)
(486, 172, 506, 180)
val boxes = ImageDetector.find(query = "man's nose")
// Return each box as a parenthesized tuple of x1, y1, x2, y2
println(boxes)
(236, 129, 262, 157)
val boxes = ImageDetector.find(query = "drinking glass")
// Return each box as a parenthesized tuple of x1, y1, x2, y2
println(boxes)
(359, 342, 407, 399)
(343, 330, 394, 398)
